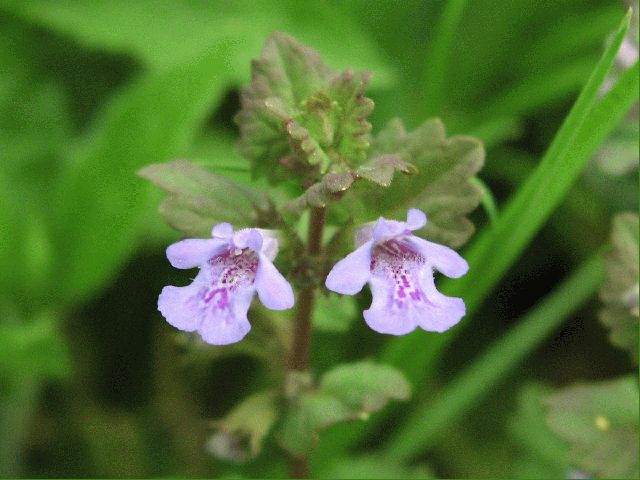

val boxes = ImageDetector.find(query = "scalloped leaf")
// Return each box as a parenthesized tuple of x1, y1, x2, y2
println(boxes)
(138, 160, 276, 236)
(319, 361, 411, 413)
(355, 118, 484, 248)
(545, 376, 639, 479)
(236, 32, 331, 181)
(355, 154, 417, 187)
(600, 212, 639, 363)
(278, 392, 354, 456)
(236, 33, 374, 182)
(278, 362, 410, 456)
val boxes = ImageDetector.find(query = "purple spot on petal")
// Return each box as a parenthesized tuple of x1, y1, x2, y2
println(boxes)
(370, 237, 431, 317)
(195, 248, 259, 320)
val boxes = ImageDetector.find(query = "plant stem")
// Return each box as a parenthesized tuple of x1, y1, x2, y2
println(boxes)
(289, 207, 326, 371)
(290, 287, 314, 371)
(288, 456, 310, 479)
(287, 207, 326, 478)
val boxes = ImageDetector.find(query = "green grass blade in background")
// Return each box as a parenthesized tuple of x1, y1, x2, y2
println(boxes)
(53, 49, 233, 303)
(381, 19, 637, 399)
(382, 18, 638, 398)
(456, 59, 636, 319)
(383, 9, 634, 381)
(420, 0, 468, 117)
(383, 252, 605, 461)
(314, 11, 635, 464)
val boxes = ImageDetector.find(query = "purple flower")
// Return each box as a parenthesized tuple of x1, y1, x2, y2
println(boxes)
(325, 209, 468, 335)
(158, 223, 294, 345)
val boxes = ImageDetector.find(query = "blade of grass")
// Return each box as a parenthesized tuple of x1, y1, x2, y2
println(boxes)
(313, 11, 635, 466)
(383, 10, 634, 384)
(383, 251, 605, 460)
(458, 67, 637, 318)
(420, 0, 468, 117)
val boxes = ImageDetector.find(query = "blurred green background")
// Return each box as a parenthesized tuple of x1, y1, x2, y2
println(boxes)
(0, 0, 637, 477)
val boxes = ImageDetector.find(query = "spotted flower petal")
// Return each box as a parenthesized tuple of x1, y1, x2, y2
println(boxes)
(158, 224, 294, 345)
(326, 209, 468, 335)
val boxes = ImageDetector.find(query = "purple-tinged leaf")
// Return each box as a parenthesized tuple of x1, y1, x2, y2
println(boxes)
(139, 160, 277, 236)
(356, 118, 484, 248)
(355, 154, 417, 187)
(236, 33, 375, 182)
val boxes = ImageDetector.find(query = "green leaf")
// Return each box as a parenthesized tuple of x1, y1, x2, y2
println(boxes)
(545, 376, 639, 479)
(2, 0, 394, 85)
(314, 293, 359, 333)
(355, 154, 417, 187)
(301, 69, 374, 165)
(139, 160, 277, 237)
(52, 46, 233, 303)
(600, 213, 639, 363)
(207, 390, 279, 463)
(278, 392, 354, 456)
(320, 361, 411, 414)
(509, 384, 569, 479)
(0, 312, 71, 382)
(236, 33, 374, 182)
(236, 32, 333, 181)
(286, 170, 355, 212)
(355, 118, 484, 248)
(279, 362, 410, 456)
(0, 23, 70, 301)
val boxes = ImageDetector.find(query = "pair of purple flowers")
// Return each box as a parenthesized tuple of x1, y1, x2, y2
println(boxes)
(158, 209, 469, 345)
